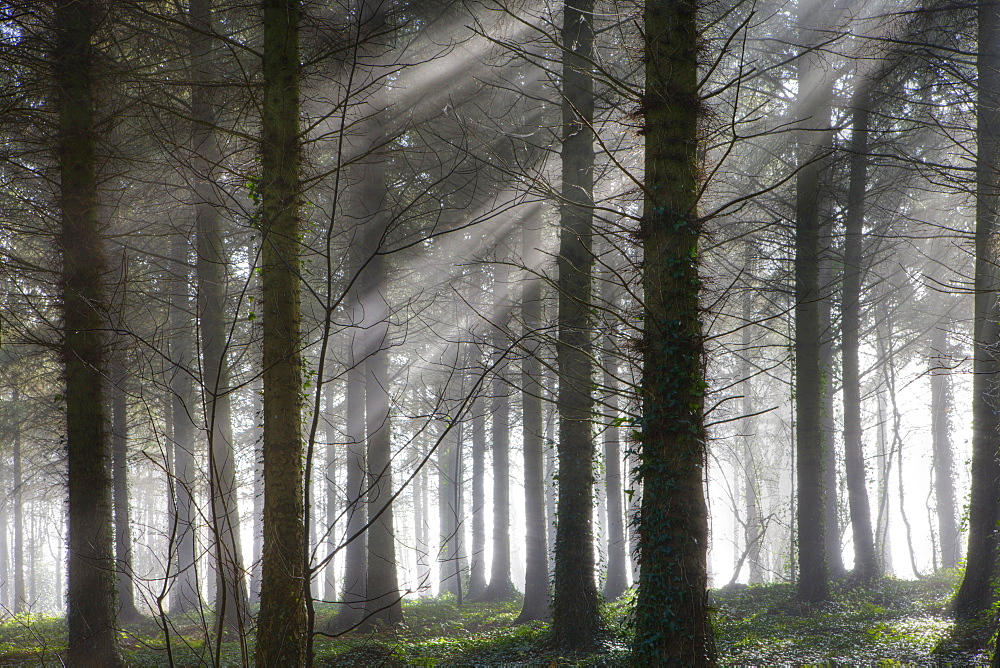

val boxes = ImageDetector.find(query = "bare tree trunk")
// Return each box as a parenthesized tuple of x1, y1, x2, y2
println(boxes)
(468, 392, 487, 598)
(188, 0, 247, 637)
(601, 273, 628, 599)
(930, 325, 959, 570)
(111, 366, 140, 622)
(551, 0, 600, 646)
(324, 383, 339, 601)
(169, 234, 199, 614)
(0, 454, 9, 611)
(56, 0, 121, 660)
(517, 217, 549, 622)
(480, 260, 516, 602)
(740, 273, 764, 585)
(841, 82, 877, 582)
(12, 397, 25, 615)
(794, 2, 832, 603)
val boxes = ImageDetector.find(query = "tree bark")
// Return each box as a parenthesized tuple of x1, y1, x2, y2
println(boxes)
(930, 325, 959, 570)
(189, 0, 248, 636)
(601, 274, 628, 600)
(551, 0, 600, 648)
(468, 392, 487, 598)
(517, 216, 549, 622)
(480, 260, 516, 602)
(56, 0, 121, 661)
(169, 234, 199, 614)
(955, 0, 1000, 621)
(256, 0, 308, 661)
(794, 4, 831, 603)
(111, 366, 141, 622)
(12, 396, 25, 615)
(841, 82, 878, 581)
(631, 0, 715, 662)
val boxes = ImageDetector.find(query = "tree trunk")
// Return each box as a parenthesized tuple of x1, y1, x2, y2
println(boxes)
(819, 241, 844, 579)
(56, 0, 121, 661)
(324, 382, 339, 600)
(468, 392, 487, 598)
(740, 272, 764, 585)
(841, 82, 878, 581)
(930, 325, 959, 570)
(256, 0, 308, 662)
(793, 4, 831, 603)
(955, 0, 1000, 621)
(517, 217, 549, 622)
(12, 398, 25, 615)
(0, 453, 8, 611)
(169, 234, 199, 614)
(438, 417, 460, 597)
(188, 0, 248, 637)
(481, 260, 516, 602)
(551, 0, 600, 648)
(601, 274, 628, 600)
(631, 0, 715, 662)
(337, 359, 367, 627)
(111, 366, 140, 622)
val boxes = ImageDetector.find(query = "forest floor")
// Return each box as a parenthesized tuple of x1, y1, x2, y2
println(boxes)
(0, 570, 991, 665)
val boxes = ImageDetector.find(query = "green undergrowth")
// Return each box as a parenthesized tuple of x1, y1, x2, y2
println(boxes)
(0, 572, 993, 666)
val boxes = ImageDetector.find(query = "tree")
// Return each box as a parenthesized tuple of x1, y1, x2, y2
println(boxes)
(841, 76, 878, 582)
(255, 0, 308, 661)
(954, 0, 1000, 622)
(188, 0, 248, 637)
(55, 0, 121, 662)
(630, 0, 715, 662)
(793, 2, 833, 603)
(551, 0, 601, 647)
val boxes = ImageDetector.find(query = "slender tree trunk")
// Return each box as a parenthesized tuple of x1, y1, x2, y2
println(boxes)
(793, 4, 831, 603)
(956, 0, 1000, 621)
(189, 0, 248, 637)
(930, 325, 959, 570)
(631, 0, 715, 662)
(169, 235, 199, 614)
(481, 261, 515, 602)
(601, 274, 628, 600)
(438, 418, 460, 597)
(0, 455, 8, 611)
(55, 0, 121, 661)
(517, 217, 549, 622)
(874, 327, 893, 575)
(337, 359, 367, 626)
(740, 274, 764, 585)
(12, 401, 25, 615)
(819, 242, 844, 579)
(551, 0, 600, 647)
(841, 82, 877, 581)
(361, 294, 403, 627)
(111, 366, 140, 622)
(256, 0, 308, 661)
(468, 392, 487, 598)
(324, 383, 339, 600)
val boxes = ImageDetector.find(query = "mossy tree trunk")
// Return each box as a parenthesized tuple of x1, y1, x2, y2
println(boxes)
(631, 0, 715, 663)
(256, 0, 307, 662)
(956, 0, 1000, 622)
(55, 0, 121, 663)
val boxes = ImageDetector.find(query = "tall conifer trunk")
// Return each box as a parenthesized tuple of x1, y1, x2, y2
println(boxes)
(631, 0, 714, 662)
(841, 82, 877, 581)
(55, 0, 121, 662)
(956, 0, 1000, 619)
(256, 0, 307, 661)
(551, 0, 600, 647)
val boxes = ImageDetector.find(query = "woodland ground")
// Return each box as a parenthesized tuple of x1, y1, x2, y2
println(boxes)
(0, 570, 991, 666)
